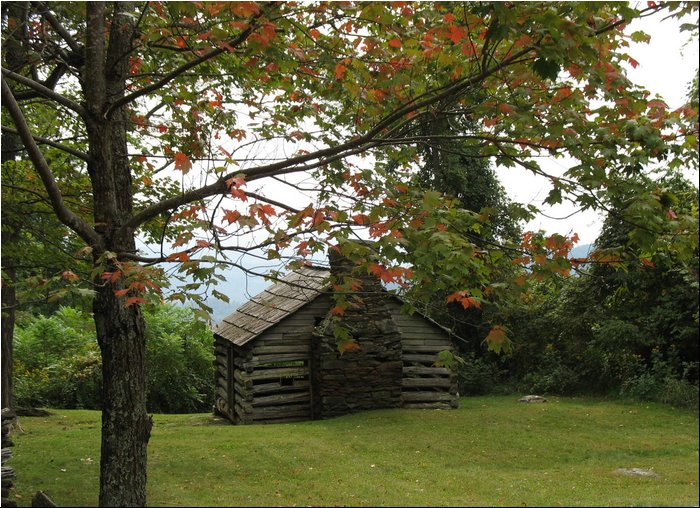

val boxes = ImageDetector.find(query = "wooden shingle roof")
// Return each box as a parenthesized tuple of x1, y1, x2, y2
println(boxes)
(213, 266, 331, 346)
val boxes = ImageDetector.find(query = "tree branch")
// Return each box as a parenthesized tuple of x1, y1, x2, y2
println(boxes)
(1, 126, 89, 161)
(13, 64, 68, 101)
(1, 67, 87, 118)
(33, 1, 83, 54)
(1, 78, 101, 249)
(103, 9, 267, 118)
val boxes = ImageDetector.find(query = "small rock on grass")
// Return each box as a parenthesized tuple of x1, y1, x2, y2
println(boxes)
(518, 395, 547, 403)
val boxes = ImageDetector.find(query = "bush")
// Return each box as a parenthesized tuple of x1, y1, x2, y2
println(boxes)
(518, 345, 583, 395)
(620, 351, 699, 410)
(456, 352, 505, 395)
(13, 304, 215, 413)
(144, 305, 215, 413)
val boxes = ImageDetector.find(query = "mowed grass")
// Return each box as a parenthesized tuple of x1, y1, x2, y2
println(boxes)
(7, 396, 698, 507)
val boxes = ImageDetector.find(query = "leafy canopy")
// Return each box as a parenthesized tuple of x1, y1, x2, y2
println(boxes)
(2, 1, 698, 351)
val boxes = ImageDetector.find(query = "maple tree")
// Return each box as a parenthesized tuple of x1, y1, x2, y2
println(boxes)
(1, 1, 698, 505)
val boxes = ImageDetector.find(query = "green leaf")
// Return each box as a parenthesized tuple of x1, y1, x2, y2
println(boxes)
(532, 58, 560, 80)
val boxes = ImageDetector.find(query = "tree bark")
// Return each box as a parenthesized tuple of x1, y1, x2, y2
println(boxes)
(1, 129, 20, 410)
(93, 281, 150, 507)
(82, 3, 151, 505)
(1, 248, 16, 410)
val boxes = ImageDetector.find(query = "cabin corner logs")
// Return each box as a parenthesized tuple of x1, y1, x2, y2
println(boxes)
(213, 253, 459, 425)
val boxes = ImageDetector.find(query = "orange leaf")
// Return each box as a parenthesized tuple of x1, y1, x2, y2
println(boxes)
(125, 296, 147, 307)
(232, 1, 260, 17)
(335, 62, 348, 79)
(166, 251, 190, 262)
(533, 253, 548, 265)
(388, 38, 402, 48)
(312, 210, 326, 226)
(62, 271, 80, 281)
(173, 152, 192, 174)
(447, 24, 466, 44)
(647, 99, 667, 110)
(498, 103, 514, 115)
(330, 305, 346, 316)
(338, 341, 360, 354)
(485, 325, 508, 349)
(223, 209, 241, 224)
(352, 214, 369, 225)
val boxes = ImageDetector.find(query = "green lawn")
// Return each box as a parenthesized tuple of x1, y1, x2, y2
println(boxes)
(6, 396, 699, 506)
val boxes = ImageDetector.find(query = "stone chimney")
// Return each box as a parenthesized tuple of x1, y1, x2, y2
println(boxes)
(311, 241, 403, 419)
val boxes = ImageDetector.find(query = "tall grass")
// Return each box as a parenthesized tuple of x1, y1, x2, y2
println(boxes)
(8, 396, 699, 506)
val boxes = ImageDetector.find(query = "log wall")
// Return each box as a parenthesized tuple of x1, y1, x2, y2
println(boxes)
(217, 295, 331, 424)
(386, 300, 459, 410)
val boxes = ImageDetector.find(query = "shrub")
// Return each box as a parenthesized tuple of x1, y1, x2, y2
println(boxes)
(144, 305, 215, 413)
(13, 304, 215, 413)
(620, 351, 699, 410)
(518, 345, 583, 395)
(456, 352, 505, 395)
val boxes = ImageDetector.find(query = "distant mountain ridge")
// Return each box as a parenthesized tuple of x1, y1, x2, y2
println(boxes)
(570, 243, 593, 259)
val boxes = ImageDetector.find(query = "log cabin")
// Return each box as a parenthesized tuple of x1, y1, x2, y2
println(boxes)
(212, 249, 459, 424)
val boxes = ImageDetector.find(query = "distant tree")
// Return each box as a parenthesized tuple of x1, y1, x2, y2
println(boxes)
(503, 173, 698, 397)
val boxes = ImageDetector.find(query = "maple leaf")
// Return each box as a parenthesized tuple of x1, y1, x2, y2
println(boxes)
(338, 341, 361, 354)
(352, 214, 369, 225)
(173, 152, 192, 174)
(62, 271, 80, 281)
(312, 210, 326, 227)
(227, 176, 247, 201)
(533, 253, 548, 265)
(222, 209, 241, 224)
(447, 24, 466, 44)
(335, 62, 348, 80)
(330, 305, 346, 316)
(640, 258, 655, 268)
(128, 57, 141, 75)
(484, 326, 509, 353)
(124, 297, 147, 307)
(231, 1, 260, 17)
(166, 251, 190, 262)
(498, 103, 514, 115)
(446, 291, 481, 310)
(230, 129, 247, 141)
(101, 271, 122, 283)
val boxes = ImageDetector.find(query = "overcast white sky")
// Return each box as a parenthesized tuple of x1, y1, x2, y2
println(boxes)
(496, 11, 700, 245)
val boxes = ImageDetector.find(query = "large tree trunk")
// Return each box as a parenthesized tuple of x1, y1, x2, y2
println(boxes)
(93, 283, 151, 507)
(1, 250, 16, 410)
(83, 3, 150, 505)
(1, 130, 20, 410)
